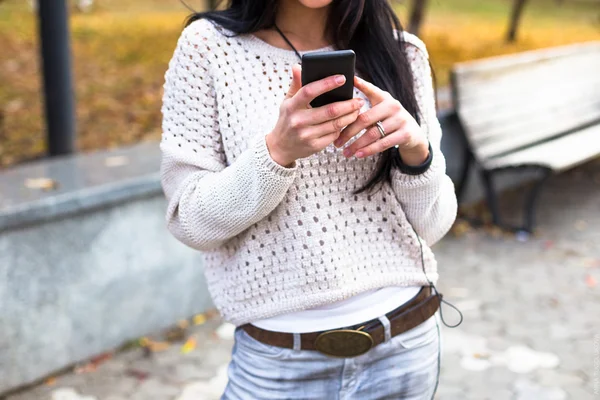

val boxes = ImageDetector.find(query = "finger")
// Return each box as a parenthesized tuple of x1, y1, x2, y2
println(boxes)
(300, 98, 364, 126)
(303, 110, 360, 138)
(312, 127, 351, 151)
(354, 129, 410, 159)
(286, 64, 303, 98)
(354, 76, 388, 105)
(342, 116, 402, 158)
(293, 74, 346, 108)
(336, 103, 399, 148)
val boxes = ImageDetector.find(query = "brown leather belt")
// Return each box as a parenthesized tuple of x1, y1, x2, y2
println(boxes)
(241, 286, 440, 358)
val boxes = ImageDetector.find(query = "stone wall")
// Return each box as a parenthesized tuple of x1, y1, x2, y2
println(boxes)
(0, 144, 212, 394)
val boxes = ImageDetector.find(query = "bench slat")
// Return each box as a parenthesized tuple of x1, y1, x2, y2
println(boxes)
(484, 123, 600, 171)
(456, 50, 599, 87)
(473, 98, 600, 159)
(452, 41, 600, 162)
(456, 52, 599, 100)
(463, 83, 600, 137)
(459, 73, 600, 131)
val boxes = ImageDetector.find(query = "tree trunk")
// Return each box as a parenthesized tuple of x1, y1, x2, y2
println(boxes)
(506, 0, 529, 42)
(408, 0, 429, 36)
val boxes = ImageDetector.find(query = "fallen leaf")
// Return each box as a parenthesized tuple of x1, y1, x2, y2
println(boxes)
(484, 225, 504, 238)
(104, 155, 129, 167)
(72, 352, 114, 374)
(90, 352, 112, 365)
(139, 337, 170, 352)
(126, 368, 150, 381)
(193, 314, 207, 326)
(205, 309, 220, 319)
(45, 377, 57, 386)
(585, 274, 597, 288)
(177, 319, 190, 330)
(151, 341, 170, 352)
(165, 326, 186, 342)
(25, 178, 59, 191)
(451, 219, 471, 237)
(574, 220, 587, 231)
(542, 240, 554, 250)
(181, 337, 197, 354)
(74, 363, 97, 374)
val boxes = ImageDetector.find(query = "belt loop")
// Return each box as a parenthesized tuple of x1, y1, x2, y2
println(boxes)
(378, 315, 392, 342)
(293, 333, 302, 351)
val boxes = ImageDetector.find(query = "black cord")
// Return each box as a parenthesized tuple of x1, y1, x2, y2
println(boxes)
(410, 223, 463, 400)
(413, 226, 464, 329)
(274, 24, 303, 62)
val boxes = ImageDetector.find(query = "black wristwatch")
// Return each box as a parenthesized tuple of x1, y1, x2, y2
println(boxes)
(397, 142, 433, 176)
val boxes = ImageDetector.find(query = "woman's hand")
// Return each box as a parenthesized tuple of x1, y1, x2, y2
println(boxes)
(266, 65, 364, 167)
(333, 76, 430, 167)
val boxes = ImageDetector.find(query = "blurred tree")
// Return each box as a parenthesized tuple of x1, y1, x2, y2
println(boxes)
(408, 0, 429, 36)
(207, 0, 218, 10)
(506, 0, 530, 42)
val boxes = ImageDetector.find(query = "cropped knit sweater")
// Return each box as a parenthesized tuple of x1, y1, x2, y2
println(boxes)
(160, 19, 458, 326)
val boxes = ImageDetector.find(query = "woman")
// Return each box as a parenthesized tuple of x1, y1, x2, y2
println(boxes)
(161, 0, 458, 398)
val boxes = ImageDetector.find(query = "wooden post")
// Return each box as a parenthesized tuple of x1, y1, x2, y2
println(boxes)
(408, 0, 429, 36)
(506, 0, 529, 42)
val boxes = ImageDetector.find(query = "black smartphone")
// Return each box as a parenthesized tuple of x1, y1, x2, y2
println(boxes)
(301, 50, 356, 108)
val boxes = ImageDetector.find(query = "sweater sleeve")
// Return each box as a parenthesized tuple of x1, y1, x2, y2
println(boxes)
(389, 34, 457, 246)
(160, 21, 298, 251)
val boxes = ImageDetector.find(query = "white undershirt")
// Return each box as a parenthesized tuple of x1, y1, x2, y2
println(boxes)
(251, 286, 421, 333)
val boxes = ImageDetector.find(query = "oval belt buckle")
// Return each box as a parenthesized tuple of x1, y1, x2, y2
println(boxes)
(315, 329, 374, 358)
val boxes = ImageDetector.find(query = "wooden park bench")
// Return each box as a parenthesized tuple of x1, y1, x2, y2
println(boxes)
(451, 41, 600, 232)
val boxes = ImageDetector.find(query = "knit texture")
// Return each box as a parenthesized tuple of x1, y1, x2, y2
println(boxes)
(160, 19, 457, 326)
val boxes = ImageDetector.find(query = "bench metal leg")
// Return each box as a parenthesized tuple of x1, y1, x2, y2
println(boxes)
(478, 166, 552, 233)
(480, 169, 501, 226)
(522, 168, 552, 233)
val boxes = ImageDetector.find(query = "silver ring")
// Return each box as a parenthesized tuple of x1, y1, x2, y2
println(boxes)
(375, 121, 386, 138)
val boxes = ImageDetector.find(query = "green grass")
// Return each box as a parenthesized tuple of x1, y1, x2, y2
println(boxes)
(0, 0, 598, 167)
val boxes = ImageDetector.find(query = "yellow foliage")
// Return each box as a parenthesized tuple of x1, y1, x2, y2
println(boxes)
(193, 313, 208, 326)
(180, 336, 197, 354)
(420, 13, 599, 85)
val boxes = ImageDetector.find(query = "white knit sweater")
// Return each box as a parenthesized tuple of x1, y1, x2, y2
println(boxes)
(160, 19, 457, 326)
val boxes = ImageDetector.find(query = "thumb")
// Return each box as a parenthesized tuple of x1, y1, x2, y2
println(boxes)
(286, 64, 302, 98)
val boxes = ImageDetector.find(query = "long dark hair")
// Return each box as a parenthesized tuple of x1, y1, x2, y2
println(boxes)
(184, 0, 421, 195)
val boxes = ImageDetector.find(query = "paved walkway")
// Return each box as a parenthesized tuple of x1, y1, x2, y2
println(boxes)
(6, 162, 600, 400)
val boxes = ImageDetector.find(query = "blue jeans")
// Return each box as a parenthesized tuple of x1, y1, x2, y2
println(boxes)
(221, 315, 441, 400)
